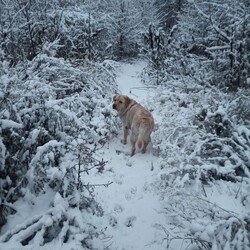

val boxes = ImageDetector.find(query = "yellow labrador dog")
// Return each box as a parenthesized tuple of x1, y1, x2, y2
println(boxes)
(113, 95, 154, 156)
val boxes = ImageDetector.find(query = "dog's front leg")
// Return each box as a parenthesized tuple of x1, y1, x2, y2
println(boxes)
(121, 126, 129, 144)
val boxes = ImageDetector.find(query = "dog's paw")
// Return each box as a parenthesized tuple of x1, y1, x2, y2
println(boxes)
(121, 139, 127, 144)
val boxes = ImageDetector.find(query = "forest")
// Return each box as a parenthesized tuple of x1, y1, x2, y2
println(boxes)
(0, 0, 250, 249)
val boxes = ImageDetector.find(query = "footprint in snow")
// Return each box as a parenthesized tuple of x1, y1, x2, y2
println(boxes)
(131, 187, 137, 194)
(116, 149, 130, 157)
(124, 216, 136, 227)
(109, 216, 118, 227)
(125, 187, 137, 200)
(114, 174, 124, 185)
(114, 204, 123, 213)
(126, 161, 133, 167)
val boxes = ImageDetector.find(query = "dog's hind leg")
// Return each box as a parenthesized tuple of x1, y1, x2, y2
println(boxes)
(121, 126, 129, 144)
(141, 130, 152, 154)
(130, 127, 138, 156)
(142, 141, 148, 153)
(130, 142, 136, 157)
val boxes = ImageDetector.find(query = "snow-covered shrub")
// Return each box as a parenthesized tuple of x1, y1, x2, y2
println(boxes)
(159, 190, 250, 250)
(174, 0, 250, 89)
(142, 1, 250, 90)
(0, 55, 118, 247)
(195, 92, 250, 183)
(147, 79, 250, 249)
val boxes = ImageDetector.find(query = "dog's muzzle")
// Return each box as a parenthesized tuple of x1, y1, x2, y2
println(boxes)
(112, 104, 116, 109)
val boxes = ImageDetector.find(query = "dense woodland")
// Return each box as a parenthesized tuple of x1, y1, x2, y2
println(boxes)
(0, 0, 250, 249)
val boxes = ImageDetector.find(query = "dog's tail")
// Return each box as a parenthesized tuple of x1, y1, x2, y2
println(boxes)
(137, 127, 147, 149)
(137, 119, 154, 150)
(137, 133, 144, 149)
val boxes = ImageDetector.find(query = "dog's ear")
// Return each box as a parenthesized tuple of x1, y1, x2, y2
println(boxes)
(124, 96, 131, 107)
(113, 95, 117, 101)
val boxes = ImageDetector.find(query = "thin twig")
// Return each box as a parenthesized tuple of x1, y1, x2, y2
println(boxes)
(83, 181, 113, 188)
(201, 184, 207, 197)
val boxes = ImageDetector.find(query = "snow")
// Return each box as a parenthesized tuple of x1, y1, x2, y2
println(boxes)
(0, 119, 23, 129)
(1, 60, 249, 249)
(115, 60, 155, 101)
(84, 61, 164, 250)
(88, 142, 164, 249)
(247, 78, 250, 85)
(82, 61, 183, 250)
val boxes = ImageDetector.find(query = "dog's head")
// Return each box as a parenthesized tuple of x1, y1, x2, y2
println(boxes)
(112, 95, 130, 113)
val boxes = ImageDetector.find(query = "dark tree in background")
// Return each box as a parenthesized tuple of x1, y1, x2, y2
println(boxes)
(153, 0, 184, 31)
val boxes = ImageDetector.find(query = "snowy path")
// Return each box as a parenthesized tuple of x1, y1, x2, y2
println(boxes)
(86, 61, 165, 250)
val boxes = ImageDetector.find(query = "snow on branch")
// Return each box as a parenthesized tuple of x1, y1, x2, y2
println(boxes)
(192, 0, 231, 43)
(0, 50, 118, 247)
(0, 119, 23, 129)
(161, 190, 250, 250)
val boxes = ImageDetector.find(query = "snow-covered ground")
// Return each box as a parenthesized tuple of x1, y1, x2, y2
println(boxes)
(84, 61, 173, 250)
(81, 60, 205, 250)
(84, 60, 250, 250)
(1, 59, 249, 250)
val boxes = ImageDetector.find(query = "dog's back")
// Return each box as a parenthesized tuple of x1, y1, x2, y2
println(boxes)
(124, 99, 154, 155)
(113, 95, 154, 156)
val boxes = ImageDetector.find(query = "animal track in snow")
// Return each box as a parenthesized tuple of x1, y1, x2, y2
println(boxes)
(124, 216, 136, 227)
(114, 204, 123, 213)
(109, 216, 118, 227)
